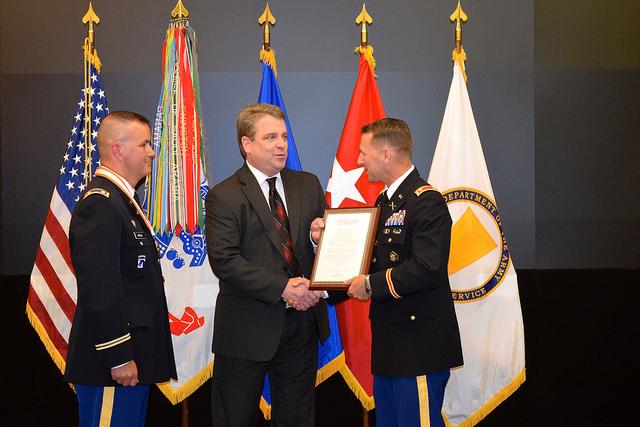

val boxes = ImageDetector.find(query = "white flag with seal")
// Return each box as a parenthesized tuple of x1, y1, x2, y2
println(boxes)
(428, 61, 526, 426)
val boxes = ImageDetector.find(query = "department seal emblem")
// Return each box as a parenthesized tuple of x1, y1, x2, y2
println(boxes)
(442, 187, 511, 303)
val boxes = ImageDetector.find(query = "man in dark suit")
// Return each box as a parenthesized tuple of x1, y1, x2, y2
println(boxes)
(205, 103, 328, 426)
(64, 111, 177, 427)
(343, 118, 463, 427)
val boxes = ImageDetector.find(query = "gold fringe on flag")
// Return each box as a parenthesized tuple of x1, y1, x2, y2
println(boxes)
(259, 48, 278, 77)
(157, 361, 214, 405)
(315, 352, 345, 386)
(83, 39, 102, 73)
(338, 364, 376, 411)
(452, 47, 468, 82)
(258, 352, 346, 420)
(444, 369, 526, 427)
(354, 45, 376, 73)
(26, 305, 67, 375)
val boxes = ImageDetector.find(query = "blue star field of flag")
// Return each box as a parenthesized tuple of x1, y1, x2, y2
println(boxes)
(56, 62, 109, 211)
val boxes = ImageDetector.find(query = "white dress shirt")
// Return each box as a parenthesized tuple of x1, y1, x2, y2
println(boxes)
(246, 161, 289, 213)
(385, 165, 415, 199)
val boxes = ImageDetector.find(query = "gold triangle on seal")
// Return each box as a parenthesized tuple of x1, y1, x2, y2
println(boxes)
(448, 207, 497, 275)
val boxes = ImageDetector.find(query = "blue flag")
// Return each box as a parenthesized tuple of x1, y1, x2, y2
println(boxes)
(258, 62, 302, 171)
(257, 58, 344, 418)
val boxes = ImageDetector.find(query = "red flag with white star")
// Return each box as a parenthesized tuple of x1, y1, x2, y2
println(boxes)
(326, 52, 385, 410)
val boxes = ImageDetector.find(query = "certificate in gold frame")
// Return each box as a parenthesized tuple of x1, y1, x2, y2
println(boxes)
(310, 207, 380, 290)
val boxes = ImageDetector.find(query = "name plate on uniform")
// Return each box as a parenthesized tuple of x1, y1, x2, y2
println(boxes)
(311, 207, 380, 290)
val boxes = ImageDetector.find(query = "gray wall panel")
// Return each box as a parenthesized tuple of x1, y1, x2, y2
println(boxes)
(535, 69, 640, 268)
(1, 0, 540, 273)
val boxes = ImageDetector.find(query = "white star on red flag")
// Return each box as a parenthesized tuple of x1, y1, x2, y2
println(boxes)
(326, 158, 366, 207)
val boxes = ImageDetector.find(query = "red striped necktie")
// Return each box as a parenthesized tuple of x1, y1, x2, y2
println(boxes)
(267, 177, 300, 276)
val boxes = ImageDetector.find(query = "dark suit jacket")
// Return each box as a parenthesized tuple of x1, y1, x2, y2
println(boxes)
(64, 176, 177, 385)
(205, 163, 328, 361)
(368, 168, 464, 377)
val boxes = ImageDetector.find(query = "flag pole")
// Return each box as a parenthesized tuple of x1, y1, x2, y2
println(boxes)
(258, 2, 278, 77)
(356, 6, 372, 425)
(356, 5, 375, 426)
(355, 3, 372, 48)
(81, 2, 100, 186)
(169, 4, 190, 425)
(258, 2, 276, 51)
(450, 0, 468, 81)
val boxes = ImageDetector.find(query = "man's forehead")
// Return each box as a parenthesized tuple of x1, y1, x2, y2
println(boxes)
(119, 122, 150, 142)
(256, 114, 286, 129)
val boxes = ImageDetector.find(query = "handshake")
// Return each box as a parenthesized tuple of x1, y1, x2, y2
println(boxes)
(281, 277, 324, 311)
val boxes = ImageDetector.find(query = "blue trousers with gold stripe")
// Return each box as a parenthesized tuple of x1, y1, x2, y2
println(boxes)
(374, 370, 450, 427)
(75, 384, 150, 427)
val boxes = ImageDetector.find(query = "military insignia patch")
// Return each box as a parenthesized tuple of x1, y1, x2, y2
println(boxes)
(133, 232, 145, 240)
(415, 185, 435, 197)
(384, 210, 406, 226)
(83, 188, 110, 199)
(137, 255, 146, 269)
(389, 251, 399, 262)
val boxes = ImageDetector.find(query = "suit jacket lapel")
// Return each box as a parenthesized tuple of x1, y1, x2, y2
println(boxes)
(281, 169, 300, 245)
(238, 164, 284, 260)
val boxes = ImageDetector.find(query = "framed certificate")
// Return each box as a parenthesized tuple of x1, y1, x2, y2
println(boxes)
(310, 207, 380, 290)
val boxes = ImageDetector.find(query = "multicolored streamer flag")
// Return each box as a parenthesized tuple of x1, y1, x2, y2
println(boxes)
(256, 48, 345, 419)
(26, 17, 109, 375)
(325, 47, 386, 410)
(146, 14, 218, 403)
(428, 57, 526, 427)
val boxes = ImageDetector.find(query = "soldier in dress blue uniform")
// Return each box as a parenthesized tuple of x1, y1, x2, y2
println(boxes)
(347, 118, 463, 427)
(64, 111, 177, 427)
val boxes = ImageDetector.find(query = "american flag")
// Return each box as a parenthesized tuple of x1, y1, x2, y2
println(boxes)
(26, 60, 109, 371)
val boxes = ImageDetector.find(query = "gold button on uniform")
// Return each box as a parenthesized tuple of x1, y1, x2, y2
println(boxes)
(387, 238, 392, 243)
(410, 315, 416, 320)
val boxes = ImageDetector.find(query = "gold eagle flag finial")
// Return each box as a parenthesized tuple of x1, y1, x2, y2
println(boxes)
(258, 3, 278, 76)
(81, 2, 102, 184)
(258, 2, 277, 51)
(450, 0, 468, 82)
(354, 4, 376, 73)
(355, 3, 373, 47)
(171, 0, 189, 19)
(82, 2, 100, 51)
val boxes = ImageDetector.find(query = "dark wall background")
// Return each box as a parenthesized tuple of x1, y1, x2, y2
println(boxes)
(534, 0, 640, 268)
(1, 0, 537, 274)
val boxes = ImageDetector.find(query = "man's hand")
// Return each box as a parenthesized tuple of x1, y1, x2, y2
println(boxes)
(310, 217, 325, 245)
(111, 360, 139, 387)
(282, 277, 320, 311)
(347, 275, 370, 301)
